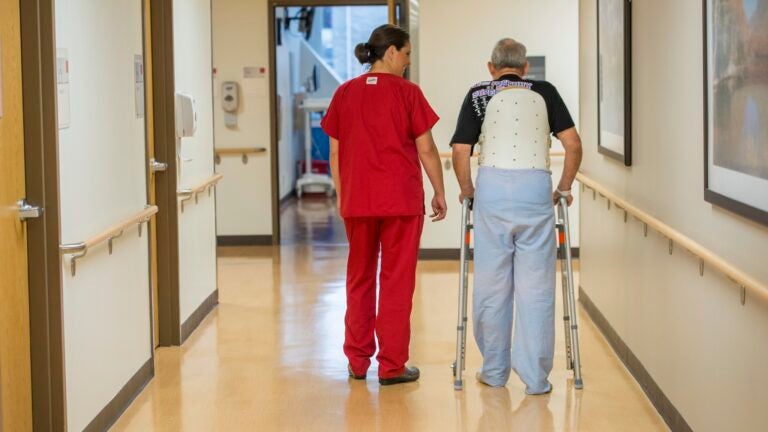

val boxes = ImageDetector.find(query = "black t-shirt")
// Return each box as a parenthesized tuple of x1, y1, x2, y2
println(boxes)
(450, 74, 574, 153)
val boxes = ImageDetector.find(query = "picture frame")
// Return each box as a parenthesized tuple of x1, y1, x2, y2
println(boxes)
(703, 0, 768, 226)
(597, 0, 632, 166)
(526, 56, 546, 81)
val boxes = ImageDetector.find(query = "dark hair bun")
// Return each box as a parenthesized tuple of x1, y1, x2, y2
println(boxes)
(354, 43, 370, 65)
(353, 26, 409, 66)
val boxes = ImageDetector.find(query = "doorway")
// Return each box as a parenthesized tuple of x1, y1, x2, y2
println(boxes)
(268, 0, 409, 246)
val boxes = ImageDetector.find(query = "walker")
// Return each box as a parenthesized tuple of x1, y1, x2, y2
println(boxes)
(452, 196, 584, 390)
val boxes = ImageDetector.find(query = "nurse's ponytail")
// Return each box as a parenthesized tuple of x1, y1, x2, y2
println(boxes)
(354, 43, 373, 64)
(355, 24, 410, 65)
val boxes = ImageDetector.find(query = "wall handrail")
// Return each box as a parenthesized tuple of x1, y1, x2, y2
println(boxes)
(577, 173, 768, 304)
(177, 173, 223, 212)
(438, 150, 566, 158)
(60, 205, 159, 276)
(214, 147, 266, 165)
(215, 147, 267, 155)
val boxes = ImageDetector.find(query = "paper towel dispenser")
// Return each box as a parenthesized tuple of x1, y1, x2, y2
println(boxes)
(175, 92, 197, 138)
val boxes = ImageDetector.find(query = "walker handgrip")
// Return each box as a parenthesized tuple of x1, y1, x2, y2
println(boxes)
(463, 197, 474, 211)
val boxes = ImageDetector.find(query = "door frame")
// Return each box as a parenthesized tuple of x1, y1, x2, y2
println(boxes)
(266, 0, 408, 244)
(19, 0, 66, 430)
(148, 0, 184, 346)
(149, 0, 220, 347)
(142, 0, 161, 349)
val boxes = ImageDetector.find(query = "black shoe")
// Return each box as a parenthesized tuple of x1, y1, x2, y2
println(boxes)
(379, 366, 420, 385)
(348, 365, 366, 380)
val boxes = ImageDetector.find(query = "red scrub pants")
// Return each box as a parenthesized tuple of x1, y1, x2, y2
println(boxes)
(343, 215, 424, 379)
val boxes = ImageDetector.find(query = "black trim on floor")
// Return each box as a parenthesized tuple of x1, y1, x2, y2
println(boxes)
(82, 357, 154, 432)
(180, 289, 219, 344)
(217, 235, 273, 246)
(280, 190, 296, 208)
(579, 286, 693, 432)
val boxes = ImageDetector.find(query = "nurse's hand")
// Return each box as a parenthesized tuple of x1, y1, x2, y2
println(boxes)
(430, 194, 447, 222)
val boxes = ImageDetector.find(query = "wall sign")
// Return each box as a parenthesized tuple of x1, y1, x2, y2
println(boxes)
(57, 48, 71, 129)
(526, 56, 546, 81)
(134, 54, 145, 119)
(243, 66, 266, 78)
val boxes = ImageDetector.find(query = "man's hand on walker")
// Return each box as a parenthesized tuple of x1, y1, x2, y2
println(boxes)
(553, 189, 574, 206)
(430, 194, 447, 222)
(458, 187, 475, 205)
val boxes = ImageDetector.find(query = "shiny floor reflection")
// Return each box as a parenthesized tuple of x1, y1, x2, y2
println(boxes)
(111, 198, 668, 431)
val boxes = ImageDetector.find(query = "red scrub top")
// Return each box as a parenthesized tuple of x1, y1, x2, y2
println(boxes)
(321, 73, 439, 218)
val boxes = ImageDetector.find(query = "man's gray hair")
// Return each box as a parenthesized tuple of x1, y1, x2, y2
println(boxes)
(491, 38, 527, 70)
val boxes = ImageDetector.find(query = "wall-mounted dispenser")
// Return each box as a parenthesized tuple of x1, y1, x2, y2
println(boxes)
(175, 92, 197, 138)
(221, 81, 239, 128)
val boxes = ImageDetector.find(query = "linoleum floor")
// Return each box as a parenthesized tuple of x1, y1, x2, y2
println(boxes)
(111, 196, 668, 431)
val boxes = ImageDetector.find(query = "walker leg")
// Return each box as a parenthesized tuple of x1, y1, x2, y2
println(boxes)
(558, 197, 584, 389)
(454, 198, 472, 390)
(557, 218, 574, 371)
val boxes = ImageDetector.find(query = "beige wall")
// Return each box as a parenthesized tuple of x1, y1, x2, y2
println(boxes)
(175, 0, 219, 322)
(418, 0, 580, 248)
(54, 0, 152, 429)
(579, 0, 768, 430)
(212, 0, 273, 237)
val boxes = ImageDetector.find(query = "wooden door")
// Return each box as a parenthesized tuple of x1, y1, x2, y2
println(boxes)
(0, 0, 33, 429)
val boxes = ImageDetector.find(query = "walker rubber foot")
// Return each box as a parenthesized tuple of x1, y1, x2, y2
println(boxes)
(575, 379, 584, 390)
(454, 380, 464, 390)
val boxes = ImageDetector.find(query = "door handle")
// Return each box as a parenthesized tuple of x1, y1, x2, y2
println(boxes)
(17, 199, 43, 222)
(150, 158, 168, 173)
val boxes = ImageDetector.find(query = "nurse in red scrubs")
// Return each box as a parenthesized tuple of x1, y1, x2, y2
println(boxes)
(321, 24, 447, 385)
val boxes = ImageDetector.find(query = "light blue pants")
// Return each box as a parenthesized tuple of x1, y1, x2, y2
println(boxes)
(473, 167, 556, 394)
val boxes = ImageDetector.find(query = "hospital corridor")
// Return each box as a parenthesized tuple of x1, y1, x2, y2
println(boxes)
(1, 0, 767, 432)
(110, 197, 666, 431)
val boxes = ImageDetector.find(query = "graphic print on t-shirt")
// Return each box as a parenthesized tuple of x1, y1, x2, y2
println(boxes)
(470, 80, 533, 121)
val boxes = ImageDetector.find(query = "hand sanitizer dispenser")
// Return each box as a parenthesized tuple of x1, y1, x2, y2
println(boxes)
(221, 81, 239, 128)
(175, 92, 197, 138)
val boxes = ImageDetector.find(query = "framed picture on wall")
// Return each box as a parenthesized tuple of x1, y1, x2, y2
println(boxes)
(527, 56, 546, 81)
(704, 0, 768, 226)
(597, 0, 632, 166)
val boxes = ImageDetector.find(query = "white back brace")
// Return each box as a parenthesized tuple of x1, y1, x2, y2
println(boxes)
(477, 88, 552, 170)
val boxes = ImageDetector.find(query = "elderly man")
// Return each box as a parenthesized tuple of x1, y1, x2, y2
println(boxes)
(450, 38, 582, 394)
